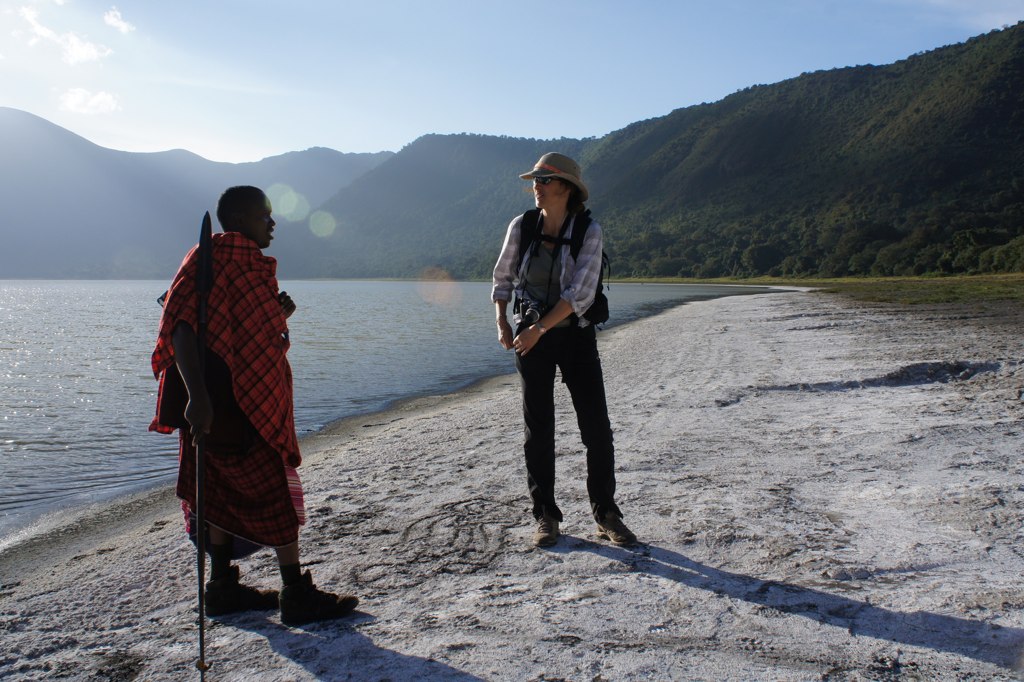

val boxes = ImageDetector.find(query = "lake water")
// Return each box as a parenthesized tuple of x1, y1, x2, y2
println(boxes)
(0, 280, 775, 540)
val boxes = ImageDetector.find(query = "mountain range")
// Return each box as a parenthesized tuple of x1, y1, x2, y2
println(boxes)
(0, 109, 390, 278)
(2, 21, 1021, 280)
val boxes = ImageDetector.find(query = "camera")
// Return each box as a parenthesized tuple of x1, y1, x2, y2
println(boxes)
(523, 304, 542, 325)
(515, 294, 547, 326)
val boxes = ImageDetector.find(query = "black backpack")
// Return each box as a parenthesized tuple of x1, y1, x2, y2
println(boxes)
(517, 208, 609, 325)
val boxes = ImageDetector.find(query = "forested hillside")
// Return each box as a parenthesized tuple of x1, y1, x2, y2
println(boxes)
(589, 22, 1024, 277)
(290, 22, 1023, 280)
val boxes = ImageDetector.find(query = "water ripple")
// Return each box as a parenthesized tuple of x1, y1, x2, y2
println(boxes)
(0, 279, 775, 537)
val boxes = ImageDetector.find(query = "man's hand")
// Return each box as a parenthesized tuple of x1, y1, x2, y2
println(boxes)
(171, 322, 215, 446)
(183, 391, 214, 446)
(279, 291, 296, 319)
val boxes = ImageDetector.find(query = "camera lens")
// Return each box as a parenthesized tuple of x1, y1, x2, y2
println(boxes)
(524, 308, 540, 324)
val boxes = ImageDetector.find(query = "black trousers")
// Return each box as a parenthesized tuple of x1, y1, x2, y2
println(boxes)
(515, 323, 622, 523)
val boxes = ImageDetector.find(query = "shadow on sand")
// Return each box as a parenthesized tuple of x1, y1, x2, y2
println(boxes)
(563, 539, 1024, 670)
(217, 611, 484, 681)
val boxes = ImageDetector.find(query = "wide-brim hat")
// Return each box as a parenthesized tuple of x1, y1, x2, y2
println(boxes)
(519, 152, 589, 202)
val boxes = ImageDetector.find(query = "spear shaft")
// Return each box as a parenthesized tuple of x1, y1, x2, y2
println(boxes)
(194, 211, 213, 677)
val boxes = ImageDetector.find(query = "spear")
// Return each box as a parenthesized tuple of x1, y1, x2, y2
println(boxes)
(194, 211, 213, 677)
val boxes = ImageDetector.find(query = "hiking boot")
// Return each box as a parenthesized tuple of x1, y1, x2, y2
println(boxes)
(532, 515, 560, 547)
(596, 512, 637, 546)
(279, 571, 359, 626)
(205, 565, 279, 616)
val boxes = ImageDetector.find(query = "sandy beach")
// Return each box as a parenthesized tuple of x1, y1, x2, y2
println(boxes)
(2, 289, 1023, 681)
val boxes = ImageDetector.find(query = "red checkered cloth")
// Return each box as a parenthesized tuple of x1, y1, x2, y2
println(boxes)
(177, 432, 302, 547)
(149, 231, 300, 468)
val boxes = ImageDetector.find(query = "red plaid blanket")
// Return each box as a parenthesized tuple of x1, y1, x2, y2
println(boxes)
(177, 433, 301, 547)
(150, 231, 301, 468)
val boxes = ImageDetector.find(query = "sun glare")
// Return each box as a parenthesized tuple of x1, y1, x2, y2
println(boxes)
(267, 183, 310, 222)
(309, 211, 337, 238)
(415, 268, 462, 308)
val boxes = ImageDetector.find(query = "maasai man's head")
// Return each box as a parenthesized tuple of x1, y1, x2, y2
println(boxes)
(217, 185, 276, 249)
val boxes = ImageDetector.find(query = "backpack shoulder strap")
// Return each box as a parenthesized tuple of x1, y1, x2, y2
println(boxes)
(516, 209, 542, 271)
(568, 209, 593, 260)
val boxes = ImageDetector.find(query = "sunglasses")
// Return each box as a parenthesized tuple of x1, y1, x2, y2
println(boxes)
(532, 176, 556, 185)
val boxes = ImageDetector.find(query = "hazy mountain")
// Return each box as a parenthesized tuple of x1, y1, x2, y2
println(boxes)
(0, 107, 391, 278)
(3, 22, 1022, 280)
(278, 134, 587, 279)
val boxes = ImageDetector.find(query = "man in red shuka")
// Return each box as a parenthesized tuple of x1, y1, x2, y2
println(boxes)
(151, 185, 357, 626)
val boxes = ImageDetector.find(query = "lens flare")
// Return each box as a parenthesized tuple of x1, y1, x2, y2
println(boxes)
(267, 183, 310, 222)
(415, 268, 462, 308)
(309, 211, 337, 238)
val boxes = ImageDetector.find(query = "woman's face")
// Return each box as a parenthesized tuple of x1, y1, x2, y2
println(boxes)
(534, 177, 571, 211)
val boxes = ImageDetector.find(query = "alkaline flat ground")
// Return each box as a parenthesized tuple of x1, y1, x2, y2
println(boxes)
(1, 290, 1023, 680)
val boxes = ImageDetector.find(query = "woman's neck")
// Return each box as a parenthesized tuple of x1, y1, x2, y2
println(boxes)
(540, 206, 568, 236)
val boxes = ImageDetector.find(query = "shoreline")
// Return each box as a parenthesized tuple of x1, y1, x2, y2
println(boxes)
(0, 371, 526, 585)
(0, 281, 781, 547)
(0, 312, 655, 577)
(4, 290, 1024, 680)
(0, 284, 790, 564)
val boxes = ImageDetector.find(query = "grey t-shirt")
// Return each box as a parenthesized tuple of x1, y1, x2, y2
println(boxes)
(523, 244, 570, 327)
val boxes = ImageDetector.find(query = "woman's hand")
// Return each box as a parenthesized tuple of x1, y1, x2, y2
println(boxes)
(497, 318, 514, 350)
(512, 324, 545, 356)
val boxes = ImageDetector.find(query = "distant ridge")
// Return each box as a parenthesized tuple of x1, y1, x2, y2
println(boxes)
(586, 21, 1024, 277)
(1, 22, 1021, 279)
(0, 108, 391, 278)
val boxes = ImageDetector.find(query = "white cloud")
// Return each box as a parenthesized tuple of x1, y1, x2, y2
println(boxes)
(104, 7, 134, 34)
(60, 88, 121, 114)
(62, 31, 112, 63)
(19, 6, 113, 64)
(904, 0, 1024, 30)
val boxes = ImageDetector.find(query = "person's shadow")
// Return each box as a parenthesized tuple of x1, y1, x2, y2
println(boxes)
(559, 538, 1024, 670)
(217, 610, 484, 681)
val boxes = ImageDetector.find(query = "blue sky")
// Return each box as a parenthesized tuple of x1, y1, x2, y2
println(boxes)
(2, 0, 1022, 162)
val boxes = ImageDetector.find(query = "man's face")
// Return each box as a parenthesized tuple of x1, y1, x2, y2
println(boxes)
(236, 195, 276, 248)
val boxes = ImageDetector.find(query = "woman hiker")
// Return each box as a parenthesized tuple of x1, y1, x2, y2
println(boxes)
(491, 153, 637, 548)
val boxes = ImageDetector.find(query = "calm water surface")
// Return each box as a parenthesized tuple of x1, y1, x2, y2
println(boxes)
(0, 279, 775, 539)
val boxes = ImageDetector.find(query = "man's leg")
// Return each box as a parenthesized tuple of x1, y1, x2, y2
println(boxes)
(203, 526, 279, 616)
(275, 540, 359, 626)
(275, 541, 302, 587)
(207, 526, 233, 580)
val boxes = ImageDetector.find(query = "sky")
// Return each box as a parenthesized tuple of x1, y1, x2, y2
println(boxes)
(2, 1, 1022, 163)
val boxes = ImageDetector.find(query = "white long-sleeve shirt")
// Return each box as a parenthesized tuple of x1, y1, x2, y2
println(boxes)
(491, 211, 604, 328)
